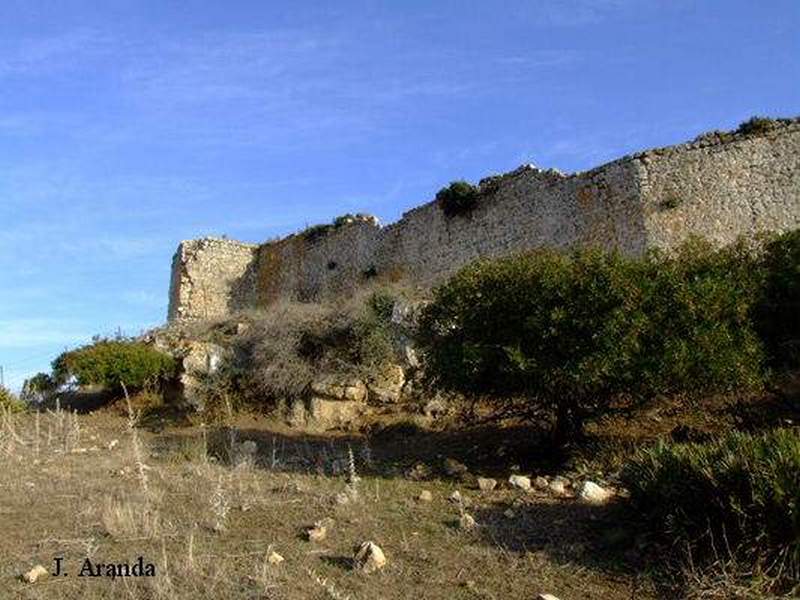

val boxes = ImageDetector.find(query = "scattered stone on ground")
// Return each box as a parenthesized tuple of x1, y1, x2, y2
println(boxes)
(534, 475, 549, 490)
(443, 457, 468, 477)
(406, 463, 431, 480)
(353, 541, 386, 574)
(503, 508, 516, 519)
(107, 439, 119, 450)
(537, 594, 561, 600)
(305, 521, 329, 542)
(477, 477, 497, 491)
(22, 565, 48, 583)
(578, 481, 614, 505)
(267, 551, 284, 565)
(508, 474, 531, 491)
(417, 490, 433, 502)
(239, 440, 257, 455)
(549, 478, 568, 496)
(448, 490, 463, 503)
(458, 513, 477, 530)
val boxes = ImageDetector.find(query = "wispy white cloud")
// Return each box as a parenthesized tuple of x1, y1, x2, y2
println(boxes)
(0, 29, 114, 78)
(0, 318, 89, 349)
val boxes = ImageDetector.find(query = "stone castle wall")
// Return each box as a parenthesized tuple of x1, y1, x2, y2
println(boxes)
(167, 238, 258, 321)
(168, 121, 800, 321)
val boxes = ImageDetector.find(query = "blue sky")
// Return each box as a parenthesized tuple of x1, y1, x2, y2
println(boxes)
(1, 0, 798, 390)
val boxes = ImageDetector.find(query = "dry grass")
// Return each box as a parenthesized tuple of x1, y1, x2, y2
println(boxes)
(0, 406, 660, 599)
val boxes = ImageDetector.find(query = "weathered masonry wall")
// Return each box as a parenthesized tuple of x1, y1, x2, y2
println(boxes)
(168, 120, 800, 321)
(167, 238, 258, 321)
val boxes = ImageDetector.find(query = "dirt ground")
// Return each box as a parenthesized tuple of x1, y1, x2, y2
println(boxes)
(0, 403, 663, 600)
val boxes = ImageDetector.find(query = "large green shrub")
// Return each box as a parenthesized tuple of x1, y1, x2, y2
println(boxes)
(635, 239, 765, 395)
(52, 340, 176, 391)
(436, 181, 480, 217)
(419, 242, 766, 440)
(755, 229, 800, 368)
(621, 429, 800, 590)
(419, 248, 652, 439)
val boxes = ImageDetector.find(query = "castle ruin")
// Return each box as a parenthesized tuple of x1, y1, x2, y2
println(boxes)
(168, 120, 800, 322)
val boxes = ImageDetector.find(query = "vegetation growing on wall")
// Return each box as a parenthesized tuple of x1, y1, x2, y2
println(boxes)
(300, 213, 374, 243)
(436, 181, 480, 217)
(737, 116, 781, 136)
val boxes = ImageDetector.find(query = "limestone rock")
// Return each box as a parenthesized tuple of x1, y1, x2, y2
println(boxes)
(239, 440, 257, 455)
(367, 364, 406, 403)
(444, 458, 469, 477)
(417, 490, 433, 502)
(548, 479, 568, 497)
(22, 565, 48, 583)
(391, 300, 422, 330)
(406, 463, 431, 480)
(477, 477, 497, 491)
(305, 521, 328, 542)
(287, 399, 307, 428)
(458, 513, 477, 530)
(180, 342, 227, 410)
(403, 343, 420, 368)
(534, 476, 549, 490)
(508, 475, 532, 491)
(311, 377, 367, 402)
(578, 481, 614, 505)
(107, 439, 119, 450)
(307, 398, 366, 431)
(537, 594, 561, 600)
(448, 490, 463, 503)
(267, 551, 284, 565)
(353, 541, 386, 574)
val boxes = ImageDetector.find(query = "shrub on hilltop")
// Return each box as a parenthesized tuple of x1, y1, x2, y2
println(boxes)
(52, 339, 176, 391)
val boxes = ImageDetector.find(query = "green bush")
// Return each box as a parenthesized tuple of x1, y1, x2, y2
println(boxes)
(20, 372, 54, 403)
(419, 241, 766, 440)
(436, 181, 480, 217)
(737, 116, 778, 136)
(0, 386, 25, 412)
(755, 229, 800, 368)
(621, 429, 800, 589)
(636, 239, 765, 396)
(52, 340, 176, 391)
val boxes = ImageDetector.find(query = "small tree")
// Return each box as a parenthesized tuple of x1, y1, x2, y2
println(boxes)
(419, 248, 650, 440)
(20, 372, 54, 404)
(419, 243, 766, 442)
